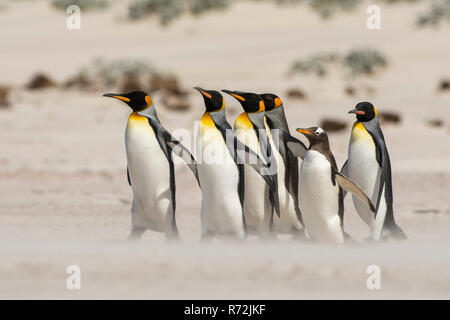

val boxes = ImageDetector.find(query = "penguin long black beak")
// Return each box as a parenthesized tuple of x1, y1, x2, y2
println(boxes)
(222, 90, 245, 102)
(193, 87, 212, 99)
(103, 93, 130, 102)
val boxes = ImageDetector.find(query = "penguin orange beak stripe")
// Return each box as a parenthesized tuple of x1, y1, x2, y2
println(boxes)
(297, 128, 311, 134)
(103, 93, 130, 102)
(222, 90, 246, 102)
(112, 96, 130, 102)
(230, 94, 245, 102)
(348, 109, 365, 115)
(193, 87, 212, 99)
(200, 91, 212, 99)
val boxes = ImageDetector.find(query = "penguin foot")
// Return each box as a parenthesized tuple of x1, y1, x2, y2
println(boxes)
(292, 229, 308, 242)
(201, 232, 213, 243)
(165, 232, 180, 243)
(128, 227, 146, 241)
(384, 226, 407, 241)
(343, 232, 359, 245)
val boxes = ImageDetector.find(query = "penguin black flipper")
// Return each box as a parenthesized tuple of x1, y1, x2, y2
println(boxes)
(127, 167, 131, 186)
(285, 135, 308, 159)
(362, 121, 407, 239)
(144, 116, 200, 185)
(141, 116, 177, 228)
(334, 170, 376, 213)
(234, 136, 281, 218)
(281, 134, 304, 223)
(340, 160, 349, 198)
(210, 113, 280, 217)
(272, 132, 304, 223)
(164, 137, 199, 185)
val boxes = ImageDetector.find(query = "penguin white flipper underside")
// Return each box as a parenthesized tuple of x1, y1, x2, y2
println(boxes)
(334, 170, 376, 213)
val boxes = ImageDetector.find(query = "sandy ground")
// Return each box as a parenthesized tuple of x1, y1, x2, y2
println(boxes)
(0, 1, 449, 299)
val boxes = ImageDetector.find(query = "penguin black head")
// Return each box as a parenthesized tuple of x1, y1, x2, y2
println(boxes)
(296, 127, 329, 148)
(348, 101, 378, 122)
(103, 91, 152, 112)
(194, 87, 224, 112)
(260, 93, 283, 111)
(222, 90, 264, 113)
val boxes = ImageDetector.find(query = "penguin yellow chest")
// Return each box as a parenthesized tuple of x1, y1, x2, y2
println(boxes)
(234, 112, 259, 153)
(125, 113, 171, 207)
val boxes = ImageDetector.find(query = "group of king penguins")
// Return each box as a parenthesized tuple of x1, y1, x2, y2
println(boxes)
(103, 87, 407, 244)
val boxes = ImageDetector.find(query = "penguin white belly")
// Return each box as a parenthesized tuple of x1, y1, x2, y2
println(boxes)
(197, 124, 245, 238)
(299, 151, 343, 244)
(125, 119, 172, 233)
(234, 128, 271, 236)
(348, 136, 380, 228)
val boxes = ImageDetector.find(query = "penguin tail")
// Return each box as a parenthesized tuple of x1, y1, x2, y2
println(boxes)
(385, 223, 407, 240)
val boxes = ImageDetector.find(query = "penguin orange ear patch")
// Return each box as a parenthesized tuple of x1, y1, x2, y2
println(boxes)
(274, 97, 282, 108)
(145, 95, 152, 106)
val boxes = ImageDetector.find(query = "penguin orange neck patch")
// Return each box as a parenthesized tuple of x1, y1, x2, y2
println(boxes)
(200, 113, 216, 129)
(127, 112, 150, 130)
(351, 121, 371, 142)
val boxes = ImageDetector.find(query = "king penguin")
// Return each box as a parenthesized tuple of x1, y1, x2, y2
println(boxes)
(103, 91, 199, 241)
(296, 127, 376, 244)
(221, 90, 279, 237)
(342, 101, 406, 240)
(261, 93, 308, 237)
(194, 87, 277, 240)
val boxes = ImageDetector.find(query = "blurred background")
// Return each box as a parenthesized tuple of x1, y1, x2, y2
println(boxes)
(0, 0, 449, 299)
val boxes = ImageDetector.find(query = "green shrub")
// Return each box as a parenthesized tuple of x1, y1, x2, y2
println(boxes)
(290, 53, 339, 77)
(51, 0, 109, 11)
(190, 0, 231, 15)
(290, 48, 388, 78)
(307, 0, 360, 19)
(343, 48, 388, 76)
(416, 0, 450, 27)
(128, 0, 185, 25)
